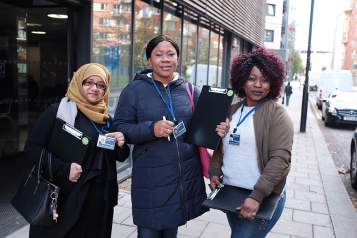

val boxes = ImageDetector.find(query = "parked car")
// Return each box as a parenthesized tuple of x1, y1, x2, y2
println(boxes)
(321, 91, 357, 126)
(350, 130, 357, 190)
(316, 70, 353, 109)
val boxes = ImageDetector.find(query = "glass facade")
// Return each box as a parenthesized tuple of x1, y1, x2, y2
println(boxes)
(91, 0, 227, 171)
(0, 4, 68, 158)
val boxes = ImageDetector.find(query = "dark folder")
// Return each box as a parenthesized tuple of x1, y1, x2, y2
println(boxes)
(202, 185, 281, 220)
(185, 86, 235, 150)
(47, 118, 91, 195)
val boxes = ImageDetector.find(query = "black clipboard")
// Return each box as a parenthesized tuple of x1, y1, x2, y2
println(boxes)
(48, 118, 91, 165)
(202, 185, 281, 220)
(47, 118, 91, 195)
(185, 86, 235, 150)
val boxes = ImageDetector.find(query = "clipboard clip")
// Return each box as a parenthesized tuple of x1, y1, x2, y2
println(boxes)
(207, 185, 224, 200)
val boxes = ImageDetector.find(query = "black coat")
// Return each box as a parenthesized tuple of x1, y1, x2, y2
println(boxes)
(24, 103, 130, 238)
(113, 69, 208, 230)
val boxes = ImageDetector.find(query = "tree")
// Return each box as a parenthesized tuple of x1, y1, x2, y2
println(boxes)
(293, 50, 303, 74)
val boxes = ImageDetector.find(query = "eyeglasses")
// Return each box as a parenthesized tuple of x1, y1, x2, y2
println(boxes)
(82, 80, 107, 90)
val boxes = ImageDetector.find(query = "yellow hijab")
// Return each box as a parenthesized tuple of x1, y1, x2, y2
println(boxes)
(66, 63, 111, 124)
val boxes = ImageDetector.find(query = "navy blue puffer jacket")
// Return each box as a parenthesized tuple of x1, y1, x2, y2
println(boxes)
(113, 69, 208, 230)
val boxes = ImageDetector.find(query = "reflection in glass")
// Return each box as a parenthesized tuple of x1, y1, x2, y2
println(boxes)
(134, 0, 161, 72)
(217, 28, 225, 87)
(182, 10, 197, 83)
(194, 18, 210, 89)
(209, 23, 219, 87)
(93, 0, 132, 117)
(163, 1, 182, 72)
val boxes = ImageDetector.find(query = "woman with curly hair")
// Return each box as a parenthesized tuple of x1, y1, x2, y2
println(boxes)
(208, 47, 294, 238)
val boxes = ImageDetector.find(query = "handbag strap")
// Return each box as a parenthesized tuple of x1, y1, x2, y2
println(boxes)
(48, 152, 54, 183)
(186, 83, 195, 113)
(37, 148, 45, 182)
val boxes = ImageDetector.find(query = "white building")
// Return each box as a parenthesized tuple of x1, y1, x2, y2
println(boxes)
(264, 0, 286, 49)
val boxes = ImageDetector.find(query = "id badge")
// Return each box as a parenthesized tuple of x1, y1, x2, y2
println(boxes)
(228, 133, 240, 146)
(97, 135, 116, 150)
(173, 121, 186, 139)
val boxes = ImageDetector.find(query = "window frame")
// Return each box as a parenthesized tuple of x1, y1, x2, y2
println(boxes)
(265, 29, 274, 42)
(266, 4, 275, 17)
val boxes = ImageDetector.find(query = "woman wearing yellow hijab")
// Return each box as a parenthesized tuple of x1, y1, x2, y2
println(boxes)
(24, 63, 130, 238)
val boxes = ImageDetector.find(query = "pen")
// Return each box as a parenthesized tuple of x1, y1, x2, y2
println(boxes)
(163, 116, 170, 141)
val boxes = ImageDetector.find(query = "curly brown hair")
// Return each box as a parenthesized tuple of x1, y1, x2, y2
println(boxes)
(230, 47, 285, 100)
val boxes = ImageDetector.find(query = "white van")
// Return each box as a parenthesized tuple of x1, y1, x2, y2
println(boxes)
(189, 64, 222, 90)
(316, 70, 353, 109)
(308, 71, 320, 91)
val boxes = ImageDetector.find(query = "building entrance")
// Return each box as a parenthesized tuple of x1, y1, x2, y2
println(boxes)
(0, 2, 70, 236)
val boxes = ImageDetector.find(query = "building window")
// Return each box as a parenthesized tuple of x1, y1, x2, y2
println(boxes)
(266, 4, 275, 16)
(100, 18, 111, 26)
(100, 3, 108, 11)
(116, 19, 124, 27)
(343, 32, 347, 41)
(352, 39, 357, 46)
(345, 12, 349, 20)
(352, 50, 357, 58)
(265, 30, 274, 42)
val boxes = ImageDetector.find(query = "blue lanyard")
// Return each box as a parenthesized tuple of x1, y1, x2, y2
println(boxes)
(90, 120, 110, 134)
(151, 76, 176, 122)
(233, 99, 270, 133)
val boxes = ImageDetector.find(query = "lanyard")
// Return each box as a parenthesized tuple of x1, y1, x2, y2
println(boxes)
(151, 76, 176, 122)
(233, 99, 270, 133)
(90, 120, 110, 134)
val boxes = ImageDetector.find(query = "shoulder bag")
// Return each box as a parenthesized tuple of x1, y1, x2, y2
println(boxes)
(186, 83, 213, 178)
(11, 149, 61, 226)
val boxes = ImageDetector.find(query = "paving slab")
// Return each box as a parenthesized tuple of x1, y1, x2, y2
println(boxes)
(271, 220, 313, 238)
(293, 210, 332, 227)
(177, 219, 208, 237)
(111, 224, 136, 238)
(311, 202, 329, 214)
(295, 178, 323, 187)
(199, 222, 231, 238)
(313, 225, 335, 238)
(284, 198, 311, 211)
(294, 191, 326, 204)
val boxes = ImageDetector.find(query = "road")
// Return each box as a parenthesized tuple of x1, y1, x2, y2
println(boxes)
(308, 90, 357, 209)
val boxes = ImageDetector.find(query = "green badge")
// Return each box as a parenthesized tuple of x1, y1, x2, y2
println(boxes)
(227, 90, 233, 96)
(82, 137, 89, 145)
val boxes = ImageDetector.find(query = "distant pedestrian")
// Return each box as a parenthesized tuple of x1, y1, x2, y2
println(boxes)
(209, 47, 293, 238)
(285, 82, 293, 106)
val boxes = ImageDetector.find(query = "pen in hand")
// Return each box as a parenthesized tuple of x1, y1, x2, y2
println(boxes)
(163, 116, 170, 141)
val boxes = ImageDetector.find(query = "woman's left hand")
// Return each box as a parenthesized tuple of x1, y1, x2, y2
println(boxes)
(105, 132, 125, 148)
(236, 198, 260, 220)
(216, 118, 230, 138)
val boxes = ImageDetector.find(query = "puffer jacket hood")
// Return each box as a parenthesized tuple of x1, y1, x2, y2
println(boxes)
(113, 69, 208, 230)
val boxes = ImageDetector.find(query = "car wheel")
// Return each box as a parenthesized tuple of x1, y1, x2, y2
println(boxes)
(324, 116, 330, 127)
(322, 112, 325, 121)
(351, 148, 357, 190)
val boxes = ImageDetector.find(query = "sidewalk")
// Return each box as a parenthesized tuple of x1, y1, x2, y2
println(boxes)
(6, 82, 357, 238)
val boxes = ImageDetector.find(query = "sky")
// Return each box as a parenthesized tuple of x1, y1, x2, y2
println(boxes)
(290, 0, 345, 52)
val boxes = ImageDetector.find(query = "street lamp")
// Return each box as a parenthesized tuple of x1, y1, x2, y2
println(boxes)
(300, 0, 315, 132)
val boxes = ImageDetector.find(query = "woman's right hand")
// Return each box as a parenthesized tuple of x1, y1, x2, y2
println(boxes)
(154, 120, 174, 137)
(210, 175, 223, 190)
(69, 163, 82, 182)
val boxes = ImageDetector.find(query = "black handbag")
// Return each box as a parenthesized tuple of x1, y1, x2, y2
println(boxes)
(11, 149, 60, 226)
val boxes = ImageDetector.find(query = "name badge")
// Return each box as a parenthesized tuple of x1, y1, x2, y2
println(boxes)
(97, 135, 116, 150)
(173, 121, 186, 139)
(228, 133, 240, 146)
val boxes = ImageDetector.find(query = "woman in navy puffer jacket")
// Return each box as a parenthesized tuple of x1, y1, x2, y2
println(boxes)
(113, 35, 229, 238)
